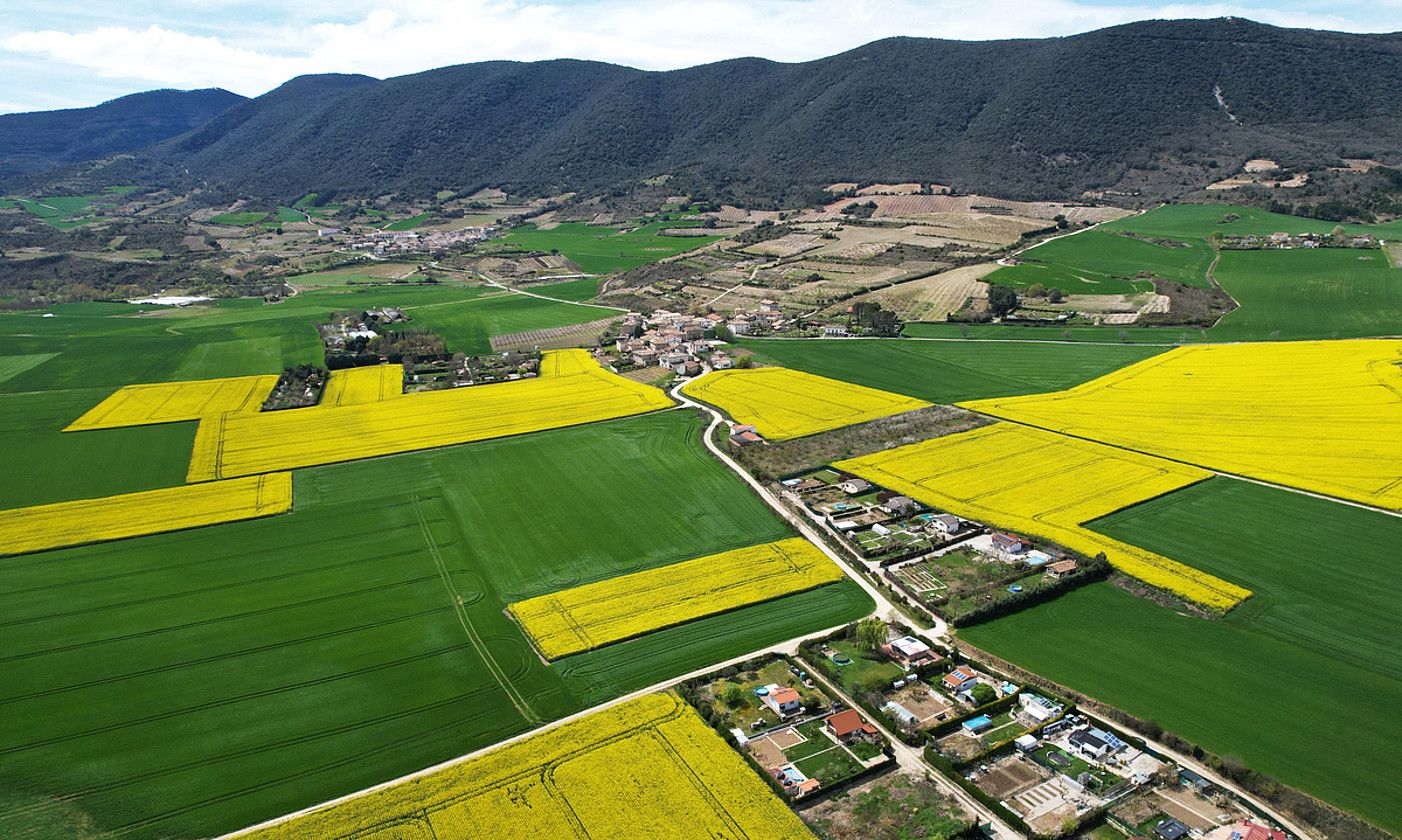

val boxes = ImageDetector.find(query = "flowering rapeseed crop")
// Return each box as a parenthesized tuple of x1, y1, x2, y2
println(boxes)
(318, 364, 402, 407)
(681, 366, 930, 440)
(510, 537, 843, 659)
(187, 350, 673, 480)
(64, 374, 277, 430)
(0, 472, 292, 556)
(244, 693, 813, 840)
(836, 424, 1251, 610)
(961, 339, 1402, 511)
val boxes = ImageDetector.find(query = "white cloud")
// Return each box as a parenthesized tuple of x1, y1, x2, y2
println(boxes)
(0, 0, 1391, 108)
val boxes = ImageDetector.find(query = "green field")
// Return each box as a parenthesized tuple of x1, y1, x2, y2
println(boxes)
(1210, 248, 1402, 339)
(0, 287, 612, 507)
(964, 477, 1402, 834)
(209, 211, 269, 226)
(383, 212, 430, 231)
(966, 204, 1402, 341)
(13, 195, 103, 229)
(900, 322, 1199, 343)
(986, 229, 1216, 294)
(0, 410, 874, 839)
(499, 221, 723, 274)
(406, 292, 618, 351)
(739, 338, 1164, 403)
(532, 276, 600, 301)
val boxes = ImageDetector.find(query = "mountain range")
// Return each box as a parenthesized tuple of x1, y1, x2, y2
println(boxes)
(6, 18, 1402, 202)
(0, 88, 245, 182)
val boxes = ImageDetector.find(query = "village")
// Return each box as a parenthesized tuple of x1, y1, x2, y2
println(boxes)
(678, 613, 1290, 840)
(342, 224, 497, 255)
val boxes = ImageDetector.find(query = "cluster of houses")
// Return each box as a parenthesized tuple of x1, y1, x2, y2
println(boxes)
(319, 307, 409, 351)
(724, 300, 797, 336)
(346, 225, 495, 254)
(785, 471, 974, 556)
(1220, 230, 1379, 250)
(614, 309, 734, 376)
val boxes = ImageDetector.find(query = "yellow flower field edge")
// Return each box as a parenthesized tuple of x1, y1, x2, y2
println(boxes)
(959, 339, 1402, 512)
(186, 350, 673, 481)
(835, 423, 1252, 611)
(0, 472, 292, 557)
(510, 537, 846, 659)
(681, 366, 931, 440)
(237, 692, 814, 840)
(318, 364, 402, 407)
(64, 374, 278, 431)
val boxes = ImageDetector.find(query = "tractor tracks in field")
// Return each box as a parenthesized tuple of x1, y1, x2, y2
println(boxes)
(413, 495, 542, 726)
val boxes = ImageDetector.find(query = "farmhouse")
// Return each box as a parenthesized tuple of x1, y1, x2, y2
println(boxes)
(1045, 559, 1079, 579)
(928, 513, 964, 536)
(760, 685, 803, 718)
(1203, 820, 1287, 840)
(941, 665, 979, 694)
(839, 479, 871, 494)
(1154, 819, 1191, 840)
(824, 709, 877, 742)
(882, 635, 937, 668)
(1018, 692, 1064, 723)
(879, 495, 916, 514)
(991, 532, 1030, 554)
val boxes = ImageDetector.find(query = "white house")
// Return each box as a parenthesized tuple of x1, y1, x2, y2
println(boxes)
(760, 685, 803, 718)
(839, 479, 871, 495)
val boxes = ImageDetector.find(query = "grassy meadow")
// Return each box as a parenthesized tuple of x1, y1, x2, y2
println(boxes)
(964, 477, 1402, 834)
(0, 410, 872, 839)
(986, 229, 1216, 294)
(740, 338, 1164, 403)
(498, 221, 723, 274)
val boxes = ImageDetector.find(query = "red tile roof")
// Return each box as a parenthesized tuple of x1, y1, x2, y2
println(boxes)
(825, 708, 875, 738)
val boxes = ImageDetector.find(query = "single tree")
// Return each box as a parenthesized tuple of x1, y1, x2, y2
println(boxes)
(855, 616, 887, 653)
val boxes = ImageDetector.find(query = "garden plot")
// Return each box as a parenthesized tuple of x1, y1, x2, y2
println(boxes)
(962, 339, 1402, 512)
(836, 423, 1249, 610)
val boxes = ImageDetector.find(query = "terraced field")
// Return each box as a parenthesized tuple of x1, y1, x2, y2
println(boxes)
(0, 411, 871, 838)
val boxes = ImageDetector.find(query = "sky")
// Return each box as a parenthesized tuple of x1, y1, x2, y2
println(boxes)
(1, 0, 1400, 114)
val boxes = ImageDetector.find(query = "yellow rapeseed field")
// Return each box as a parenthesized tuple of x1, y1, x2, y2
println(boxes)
(681, 366, 930, 440)
(64, 374, 277, 430)
(961, 339, 1402, 511)
(0, 473, 292, 556)
(510, 537, 844, 659)
(241, 692, 813, 840)
(836, 424, 1251, 610)
(318, 364, 402, 407)
(187, 350, 672, 480)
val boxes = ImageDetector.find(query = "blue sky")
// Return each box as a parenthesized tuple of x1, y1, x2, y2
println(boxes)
(2, 0, 1399, 113)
